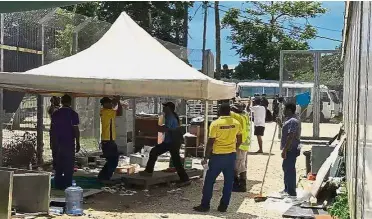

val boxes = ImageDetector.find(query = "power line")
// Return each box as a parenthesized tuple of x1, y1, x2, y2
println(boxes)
(212, 3, 342, 42)
(190, 2, 203, 22)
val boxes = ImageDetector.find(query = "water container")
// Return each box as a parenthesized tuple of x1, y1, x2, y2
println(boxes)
(65, 180, 84, 216)
(184, 157, 193, 169)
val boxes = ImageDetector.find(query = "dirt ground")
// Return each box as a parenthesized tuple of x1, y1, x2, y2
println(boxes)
(49, 122, 341, 219)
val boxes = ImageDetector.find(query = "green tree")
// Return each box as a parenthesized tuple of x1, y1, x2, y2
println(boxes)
(293, 46, 343, 86)
(222, 1, 327, 80)
(220, 64, 234, 79)
(63, 1, 193, 46)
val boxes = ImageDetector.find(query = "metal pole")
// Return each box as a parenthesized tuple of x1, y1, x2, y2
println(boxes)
(94, 98, 101, 144)
(131, 98, 136, 147)
(313, 52, 321, 138)
(0, 13, 4, 166)
(278, 50, 284, 138)
(203, 100, 209, 156)
(71, 32, 78, 110)
(36, 24, 45, 165)
(154, 97, 158, 114)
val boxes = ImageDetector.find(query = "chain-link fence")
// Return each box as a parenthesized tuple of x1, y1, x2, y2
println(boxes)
(0, 8, 113, 166)
(281, 50, 343, 139)
(0, 7, 209, 167)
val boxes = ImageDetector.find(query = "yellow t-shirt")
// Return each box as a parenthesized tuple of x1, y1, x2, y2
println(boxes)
(100, 108, 117, 141)
(209, 116, 242, 154)
(230, 111, 250, 145)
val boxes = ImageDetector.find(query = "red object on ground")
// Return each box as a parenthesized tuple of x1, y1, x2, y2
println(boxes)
(307, 172, 316, 181)
(74, 167, 78, 172)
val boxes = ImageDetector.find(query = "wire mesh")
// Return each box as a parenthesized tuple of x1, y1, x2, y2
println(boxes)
(0, 7, 206, 166)
(282, 51, 343, 138)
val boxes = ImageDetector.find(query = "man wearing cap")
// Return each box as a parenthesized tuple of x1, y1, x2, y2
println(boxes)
(51, 94, 80, 190)
(230, 102, 250, 192)
(98, 96, 123, 182)
(193, 103, 242, 213)
(140, 102, 190, 186)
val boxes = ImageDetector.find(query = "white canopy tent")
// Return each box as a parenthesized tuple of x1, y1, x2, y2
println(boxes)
(0, 12, 236, 100)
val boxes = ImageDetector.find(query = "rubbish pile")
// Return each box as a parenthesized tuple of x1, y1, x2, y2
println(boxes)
(102, 183, 137, 196)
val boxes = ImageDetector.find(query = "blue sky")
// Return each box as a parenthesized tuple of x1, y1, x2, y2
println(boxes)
(187, 1, 345, 69)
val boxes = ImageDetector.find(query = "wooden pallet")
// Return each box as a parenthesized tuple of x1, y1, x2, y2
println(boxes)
(121, 169, 203, 190)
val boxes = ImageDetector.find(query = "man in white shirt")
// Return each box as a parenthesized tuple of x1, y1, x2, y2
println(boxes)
(250, 98, 266, 153)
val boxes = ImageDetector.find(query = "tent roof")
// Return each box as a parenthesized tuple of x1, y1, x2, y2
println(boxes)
(0, 12, 236, 100)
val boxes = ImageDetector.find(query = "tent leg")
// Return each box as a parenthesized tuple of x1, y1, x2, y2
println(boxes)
(203, 101, 208, 157)
(131, 98, 136, 148)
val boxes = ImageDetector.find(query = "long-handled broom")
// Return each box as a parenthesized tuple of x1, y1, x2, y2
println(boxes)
(254, 122, 278, 202)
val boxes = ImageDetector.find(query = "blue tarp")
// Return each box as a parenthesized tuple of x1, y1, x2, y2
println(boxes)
(296, 92, 311, 107)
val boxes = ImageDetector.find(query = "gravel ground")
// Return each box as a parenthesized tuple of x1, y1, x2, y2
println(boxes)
(48, 122, 341, 219)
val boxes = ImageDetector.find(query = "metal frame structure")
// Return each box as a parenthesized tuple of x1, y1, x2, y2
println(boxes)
(279, 50, 338, 138)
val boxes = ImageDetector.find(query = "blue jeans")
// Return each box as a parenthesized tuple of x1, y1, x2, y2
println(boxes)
(282, 149, 300, 196)
(201, 153, 236, 208)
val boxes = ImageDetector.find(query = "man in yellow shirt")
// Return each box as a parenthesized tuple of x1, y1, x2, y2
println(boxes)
(98, 96, 123, 182)
(231, 103, 250, 192)
(193, 103, 242, 213)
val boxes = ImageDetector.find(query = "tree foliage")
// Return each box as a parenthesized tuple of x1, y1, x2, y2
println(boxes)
(63, 1, 193, 46)
(220, 64, 234, 79)
(222, 1, 327, 80)
(292, 47, 344, 86)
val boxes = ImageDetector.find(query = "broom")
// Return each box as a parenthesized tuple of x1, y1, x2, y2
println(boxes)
(254, 122, 278, 202)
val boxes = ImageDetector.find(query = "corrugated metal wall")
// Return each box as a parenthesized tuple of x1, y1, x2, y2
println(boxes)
(344, 2, 372, 218)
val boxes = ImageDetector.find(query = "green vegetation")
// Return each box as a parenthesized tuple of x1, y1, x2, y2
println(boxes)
(222, 1, 327, 80)
(328, 190, 350, 219)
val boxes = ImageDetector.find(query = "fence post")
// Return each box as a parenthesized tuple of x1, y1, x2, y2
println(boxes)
(0, 13, 4, 166)
(313, 52, 321, 138)
(36, 9, 57, 165)
(279, 50, 284, 139)
(35, 24, 46, 165)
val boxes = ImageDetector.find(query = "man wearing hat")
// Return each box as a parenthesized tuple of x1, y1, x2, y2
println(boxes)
(140, 102, 190, 186)
(98, 96, 123, 182)
(230, 102, 250, 192)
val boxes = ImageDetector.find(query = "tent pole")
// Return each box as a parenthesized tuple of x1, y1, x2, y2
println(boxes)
(203, 100, 208, 156)
(132, 98, 136, 148)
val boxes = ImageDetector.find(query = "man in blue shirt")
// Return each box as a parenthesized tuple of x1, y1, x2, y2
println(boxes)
(277, 102, 301, 197)
(140, 102, 190, 186)
(51, 94, 80, 190)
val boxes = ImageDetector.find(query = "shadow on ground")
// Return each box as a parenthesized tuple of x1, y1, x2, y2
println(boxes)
(247, 152, 276, 156)
(83, 178, 262, 218)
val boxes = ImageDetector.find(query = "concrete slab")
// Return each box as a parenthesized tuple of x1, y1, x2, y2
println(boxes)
(0, 170, 13, 219)
(0, 168, 51, 214)
(12, 173, 50, 213)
